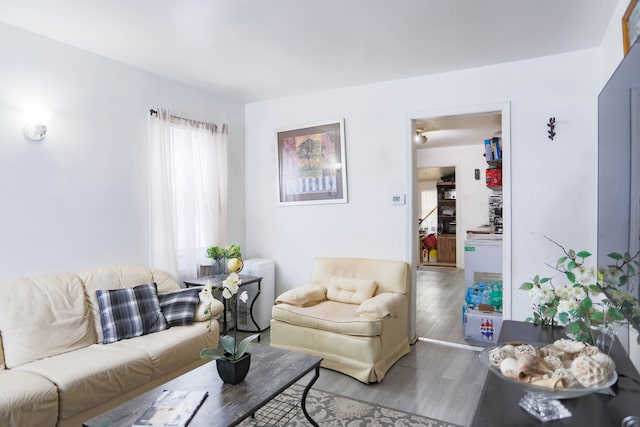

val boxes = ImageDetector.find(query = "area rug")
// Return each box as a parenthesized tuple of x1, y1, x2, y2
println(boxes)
(238, 384, 461, 427)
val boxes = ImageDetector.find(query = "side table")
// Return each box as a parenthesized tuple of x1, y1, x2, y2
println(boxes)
(184, 274, 263, 336)
(471, 320, 640, 426)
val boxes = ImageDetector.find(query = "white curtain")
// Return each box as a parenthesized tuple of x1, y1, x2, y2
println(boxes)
(149, 108, 228, 280)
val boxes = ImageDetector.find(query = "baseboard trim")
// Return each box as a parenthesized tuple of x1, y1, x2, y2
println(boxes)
(417, 336, 483, 352)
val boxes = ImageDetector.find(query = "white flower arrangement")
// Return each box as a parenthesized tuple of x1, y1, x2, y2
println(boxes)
(521, 238, 640, 345)
(199, 272, 259, 361)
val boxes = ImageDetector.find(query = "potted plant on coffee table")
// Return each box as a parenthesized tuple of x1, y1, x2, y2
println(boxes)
(199, 273, 260, 384)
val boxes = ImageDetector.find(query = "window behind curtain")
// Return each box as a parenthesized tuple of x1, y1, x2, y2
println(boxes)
(149, 109, 228, 280)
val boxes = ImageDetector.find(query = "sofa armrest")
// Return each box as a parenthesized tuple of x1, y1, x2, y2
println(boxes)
(356, 292, 405, 319)
(194, 299, 224, 322)
(275, 284, 327, 307)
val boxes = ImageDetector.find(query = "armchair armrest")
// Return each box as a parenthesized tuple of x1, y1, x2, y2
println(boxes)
(275, 284, 327, 307)
(356, 292, 405, 319)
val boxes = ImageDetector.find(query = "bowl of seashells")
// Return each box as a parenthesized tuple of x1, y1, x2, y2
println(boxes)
(480, 338, 618, 399)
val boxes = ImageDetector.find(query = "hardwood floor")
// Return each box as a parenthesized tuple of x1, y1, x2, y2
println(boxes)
(416, 266, 468, 346)
(243, 266, 489, 426)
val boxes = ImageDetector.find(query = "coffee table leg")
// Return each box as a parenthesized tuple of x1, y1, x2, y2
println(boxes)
(301, 366, 320, 427)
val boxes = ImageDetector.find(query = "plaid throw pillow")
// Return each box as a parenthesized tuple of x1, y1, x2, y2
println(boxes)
(96, 283, 167, 344)
(158, 288, 200, 327)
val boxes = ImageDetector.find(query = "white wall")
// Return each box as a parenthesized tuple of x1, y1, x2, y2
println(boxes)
(417, 144, 492, 267)
(245, 48, 601, 329)
(0, 23, 246, 280)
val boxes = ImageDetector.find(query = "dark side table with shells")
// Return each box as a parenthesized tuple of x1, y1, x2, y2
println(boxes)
(471, 320, 640, 426)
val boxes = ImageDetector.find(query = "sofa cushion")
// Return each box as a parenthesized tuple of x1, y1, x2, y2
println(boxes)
(326, 276, 377, 304)
(79, 265, 181, 343)
(158, 288, 200, 326)
(0, 273, 96, 368)
(109, 323, 218, 379)
(14, 343, 153, 421)
(272, 300, 382, 337)
(96, 283, 167, 344)
(275, 284, 326, 307)
(0, 370, 58, 427)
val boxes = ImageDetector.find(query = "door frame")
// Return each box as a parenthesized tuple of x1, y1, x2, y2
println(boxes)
(406, 102, 512, 342)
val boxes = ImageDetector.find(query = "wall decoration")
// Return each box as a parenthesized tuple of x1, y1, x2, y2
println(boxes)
(623, 0, 640, 55)
(277, 119, 347, 205)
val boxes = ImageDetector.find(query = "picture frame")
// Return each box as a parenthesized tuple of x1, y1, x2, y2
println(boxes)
(623, 0, 640, 55)
(276, 119, 347, 206)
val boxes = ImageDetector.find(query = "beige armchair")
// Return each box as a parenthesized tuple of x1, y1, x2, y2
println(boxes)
(270, 257, 410, 383)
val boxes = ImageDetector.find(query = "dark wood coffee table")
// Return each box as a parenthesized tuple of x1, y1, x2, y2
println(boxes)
(82, 345, 322, 427)
(471, 320, 640, 426)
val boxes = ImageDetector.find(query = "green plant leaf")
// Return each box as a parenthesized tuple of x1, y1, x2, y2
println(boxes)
(568, 249, 576, 258)
(556, 256, 568, 266)
(199, 347, 226, 360)
(567, 321, 581, 334)
(580, 296, 592, 311)
(540, 277, 550, 284)
(566, 271, 576, 282)
(577, 251, 592, 259)
(608, 252, 623, 260)
(220, 335, 236, 355)
(520, 282, 534, 290)
(234, 334, 260, 359)
(558, 312, 569, 324)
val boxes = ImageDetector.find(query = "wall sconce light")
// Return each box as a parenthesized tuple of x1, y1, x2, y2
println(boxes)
(414, 128, 428, 144)
(24, 108, 53, 141)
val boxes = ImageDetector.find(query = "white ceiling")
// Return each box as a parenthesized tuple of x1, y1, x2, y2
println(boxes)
(0, 0, 617, 102)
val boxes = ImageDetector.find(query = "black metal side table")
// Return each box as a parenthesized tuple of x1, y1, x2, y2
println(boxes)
(184, 274, 263, 336)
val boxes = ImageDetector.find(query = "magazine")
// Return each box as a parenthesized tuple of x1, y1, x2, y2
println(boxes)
(132, 390, 208, 427)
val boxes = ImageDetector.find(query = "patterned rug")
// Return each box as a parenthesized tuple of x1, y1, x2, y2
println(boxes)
(238, 384, 460, 427)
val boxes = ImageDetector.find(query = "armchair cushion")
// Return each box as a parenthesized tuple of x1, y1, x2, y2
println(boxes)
(326, 276, 377, 304)
(272, 301, 382, 336)
(356, 292, 405, 319)
(275, 284, 326, 307)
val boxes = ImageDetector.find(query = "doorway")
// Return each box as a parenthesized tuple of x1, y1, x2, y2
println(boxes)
(409, 103, 511, 346)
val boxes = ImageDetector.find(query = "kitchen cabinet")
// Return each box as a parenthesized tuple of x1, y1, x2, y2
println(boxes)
(437, 235, 456, 265)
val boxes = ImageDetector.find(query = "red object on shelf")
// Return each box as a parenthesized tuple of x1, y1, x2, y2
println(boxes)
(486, 168, 502, 187)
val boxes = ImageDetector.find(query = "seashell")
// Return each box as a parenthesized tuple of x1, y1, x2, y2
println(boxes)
(571, 355, 608, 387)
(514, 344, 538, 358)
(489, 347, 506, 366)
(553, 338, 585, 354)
(543, 355, 563, 371)
(552, 368, 580, 388)
(500, 344, 516, 358)
(562, 359, 573, 369)
(579, 345, 601, 357)
(591, 353, 616, 375)
(531, 377, 567, 388)
(517, 353, 537, 372)
(499, 357, 518, 376)
(540, 344, 564, 358)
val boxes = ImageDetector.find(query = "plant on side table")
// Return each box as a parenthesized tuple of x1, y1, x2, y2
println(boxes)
(521, 237, 640, 351)
(206, 244, 243, 277)
(199, 272, 260, 384)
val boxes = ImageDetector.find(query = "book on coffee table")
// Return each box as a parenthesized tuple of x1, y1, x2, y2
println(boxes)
(132, 390, 208, 427)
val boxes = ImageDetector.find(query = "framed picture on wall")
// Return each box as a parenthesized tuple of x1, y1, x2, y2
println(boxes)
(623, 0, 640, 55)
(276, 119, 347, 206)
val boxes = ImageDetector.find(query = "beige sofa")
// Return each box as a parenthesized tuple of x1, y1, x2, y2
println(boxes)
(0, 265, 223, 427)
(270, 257, 410, 383)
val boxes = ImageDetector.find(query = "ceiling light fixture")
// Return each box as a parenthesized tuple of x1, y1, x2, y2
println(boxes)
(414, 128, 428, 144)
